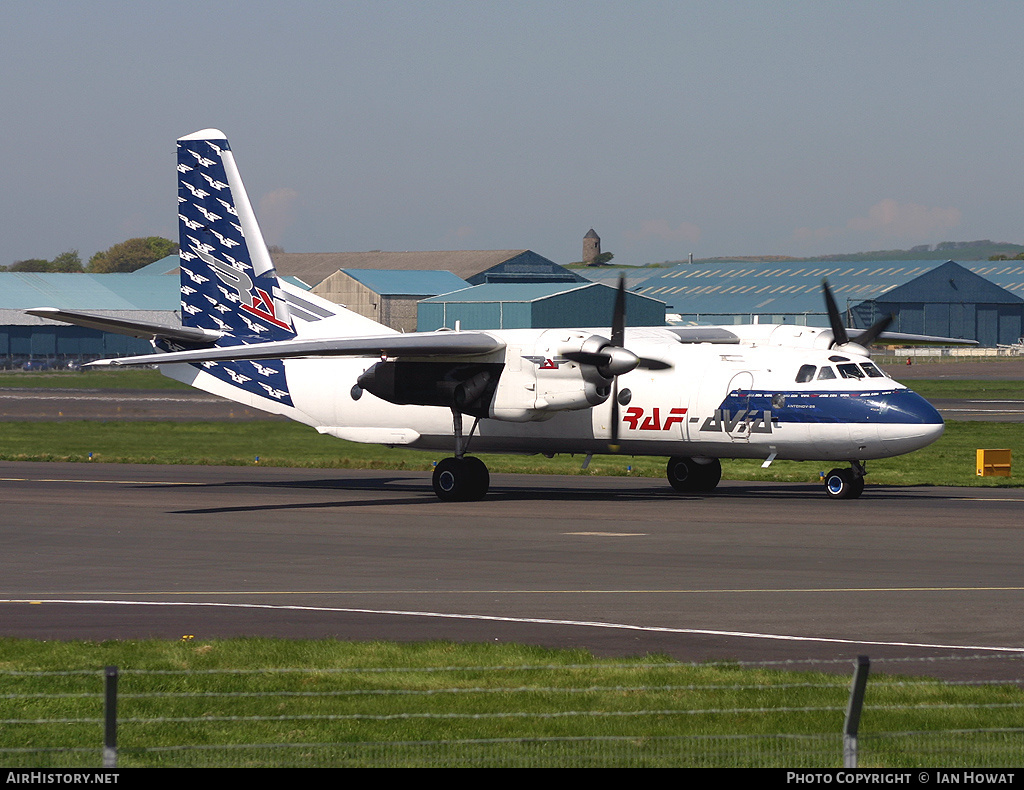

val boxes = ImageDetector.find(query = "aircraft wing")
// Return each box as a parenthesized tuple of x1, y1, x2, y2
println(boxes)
(26, 307, 223, 344)
(664, 327, 741, 344)
(875, 330, 978, 346)
(663, 324, 976, 347)
(86, 331, 506, 368)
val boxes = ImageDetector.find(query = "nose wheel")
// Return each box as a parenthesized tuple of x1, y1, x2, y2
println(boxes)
(824, 464, 866, 500)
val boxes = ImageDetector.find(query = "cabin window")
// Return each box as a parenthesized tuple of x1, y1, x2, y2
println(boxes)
(796, 364, 816, 383)
(837, 363, 864, 379)
(861, 362, 884, 378)
(816, 366, 836, 380)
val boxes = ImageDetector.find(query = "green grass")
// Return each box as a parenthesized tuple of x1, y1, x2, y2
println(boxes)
(0, 369, 190, 390)
(1, 638, 1022, 767)
(0, 419, 1019, 487)
(898, 379, 1024, 400)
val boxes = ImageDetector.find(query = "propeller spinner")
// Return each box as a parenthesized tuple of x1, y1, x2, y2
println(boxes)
(562, 276, 669, 451)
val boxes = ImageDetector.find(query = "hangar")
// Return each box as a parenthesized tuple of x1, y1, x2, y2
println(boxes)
(270, 249, 587, 289)
(270, 250, 591, 332)
(849, 260, 1023, 346)
(1, 258, 307, 368)
(2, 249, 609, 362)
(418, 281, 666, 331)
(634, 259, 1024, 346)
(313, 269, 469, 332)
(0, 271, 178, 367)
(151, 249, 591, 332)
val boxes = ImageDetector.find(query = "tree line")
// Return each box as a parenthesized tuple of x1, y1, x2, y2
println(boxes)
(1, 237, 178, 273)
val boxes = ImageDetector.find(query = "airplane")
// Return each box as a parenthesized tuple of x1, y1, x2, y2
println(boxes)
(29, 128, 967, 502)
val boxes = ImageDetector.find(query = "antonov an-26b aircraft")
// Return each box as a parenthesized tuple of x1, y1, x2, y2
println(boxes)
(30, 129, 958, 502)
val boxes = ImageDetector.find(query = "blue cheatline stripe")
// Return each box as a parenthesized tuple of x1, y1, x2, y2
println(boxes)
(717, 389, 943, 425)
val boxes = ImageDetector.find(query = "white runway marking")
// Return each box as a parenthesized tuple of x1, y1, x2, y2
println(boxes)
(5, 598, 1024, 654)
(0, 392, 214, 403)
(0, 477, 203, 486)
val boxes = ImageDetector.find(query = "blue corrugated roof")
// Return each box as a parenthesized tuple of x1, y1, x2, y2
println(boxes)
(633, 259, 1024, 318)
(966, 261, 1024, 296)
(342, 269, 468, 295)
(421, 282, 597, 303)
(882, 261, 1022, 304)
(131, 254, 182, 276)
(0, 273, 179, 310)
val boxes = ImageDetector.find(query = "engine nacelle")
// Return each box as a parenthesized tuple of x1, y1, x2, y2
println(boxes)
(355, 330, 623, 424)
(356, 360, 503, 419)
(728, 323, 835, 350)
(489, 330, 614, 422)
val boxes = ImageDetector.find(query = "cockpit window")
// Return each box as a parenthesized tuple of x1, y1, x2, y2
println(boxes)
(796, 364, 816, 383)
(816, 366, 836, 380)
(837, 363, 864, 379)
(861, 362, 885, 378)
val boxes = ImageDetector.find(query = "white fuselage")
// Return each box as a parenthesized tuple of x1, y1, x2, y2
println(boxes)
(165, 323, 944, 465)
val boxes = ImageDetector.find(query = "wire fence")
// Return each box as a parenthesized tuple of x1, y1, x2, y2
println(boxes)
(3, 654, 1024, 768)
(876, 346, 1024, 359)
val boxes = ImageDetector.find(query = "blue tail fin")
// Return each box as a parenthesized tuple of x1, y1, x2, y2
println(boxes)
(177, 129, 296, 341)
(175, 129, 295, 406)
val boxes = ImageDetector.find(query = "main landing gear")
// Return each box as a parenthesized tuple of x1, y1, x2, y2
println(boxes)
(666, 456, 722, 493)
(432, 409, 490, 502)
(432, 456, 489, 502)
(823, 461, 866, 500)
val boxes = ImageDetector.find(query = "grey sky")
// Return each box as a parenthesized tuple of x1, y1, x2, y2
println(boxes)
(3, 1, 1023, 268)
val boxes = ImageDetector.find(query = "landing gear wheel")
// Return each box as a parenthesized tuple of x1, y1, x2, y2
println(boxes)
(824, 467, 865, 500)
(667, 456, 722, 493)
(432, 456, 490, 502)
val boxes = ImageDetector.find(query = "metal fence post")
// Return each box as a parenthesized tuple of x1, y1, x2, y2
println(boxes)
(844, 655, 870, 768)
(104, 666, 118, 768)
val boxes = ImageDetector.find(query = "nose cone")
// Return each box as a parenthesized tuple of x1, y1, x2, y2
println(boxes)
(885, 388, 943, 424)
(876, 389, 944, 455)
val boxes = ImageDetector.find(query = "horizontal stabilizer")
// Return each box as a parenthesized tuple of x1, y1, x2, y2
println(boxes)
(26, 307, 222, 344)
(86, 331, 506, 368)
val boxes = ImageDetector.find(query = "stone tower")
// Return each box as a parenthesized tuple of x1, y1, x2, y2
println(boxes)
(582, 228, 601, 265)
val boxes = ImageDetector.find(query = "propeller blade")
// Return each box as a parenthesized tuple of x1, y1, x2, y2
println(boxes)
(853, 313, 895, 349)
(609, 378, 620, 452)
(822, 279, 849, 347)
(607, 276, 628, 451)
(564, 276, 673, 378)
(611, 275, 626, 348)
(561, 350, 607, 367)
(563, 347, 643, 377)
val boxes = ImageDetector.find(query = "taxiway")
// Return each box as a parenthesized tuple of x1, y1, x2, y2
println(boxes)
(2, 461, 1023, 677)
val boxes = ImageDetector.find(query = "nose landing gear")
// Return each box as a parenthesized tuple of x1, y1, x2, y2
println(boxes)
(824, 461, 866, 500)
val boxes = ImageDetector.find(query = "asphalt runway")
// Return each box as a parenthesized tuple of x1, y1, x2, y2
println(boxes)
(0, 387, 286, 421)
(3, 461, 1024, 679)
(881, 357, 1024, 381)
(1, 365, 1022, 679)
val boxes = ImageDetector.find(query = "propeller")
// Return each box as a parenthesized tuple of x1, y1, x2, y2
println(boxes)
(822, 279, 894, 356)
(562, 276, 669, 451)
